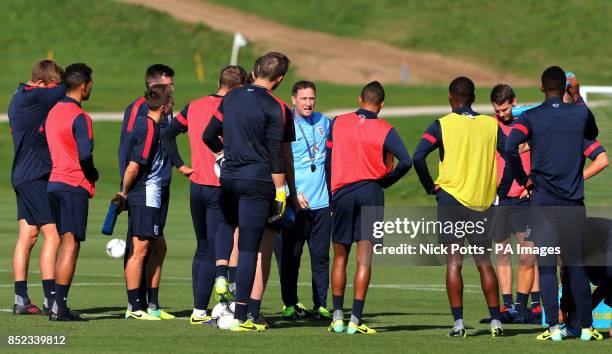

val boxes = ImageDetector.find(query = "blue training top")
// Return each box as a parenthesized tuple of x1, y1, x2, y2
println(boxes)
(291, 111, 331, 209)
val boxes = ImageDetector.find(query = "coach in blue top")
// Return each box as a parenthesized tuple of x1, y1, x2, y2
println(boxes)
(280, 81, 332, 320)
(505, 66, 601, 341)
(9, 60, 66, 315)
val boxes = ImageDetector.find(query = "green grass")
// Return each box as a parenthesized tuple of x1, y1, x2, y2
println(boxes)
(210, 0, 612, 85)
(1, 0, 251, 111)
(1, 0, 547, 112)
(1, 0, 612, 348)
(1, 102, 611, 352)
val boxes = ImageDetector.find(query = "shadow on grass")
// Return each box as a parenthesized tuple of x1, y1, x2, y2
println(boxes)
(470, 327, 544, 337)
(260, 311, 447, 329)
(364, 311, 447, 318)
(265, 316, 330, 329)
(86, 314, 125, 321)
(77, 306, 126, 314)
(378, 324, 472, 332)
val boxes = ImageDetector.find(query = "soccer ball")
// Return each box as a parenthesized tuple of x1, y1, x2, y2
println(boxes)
(106, 238, 126, 259)
(211, 302, 235, 330)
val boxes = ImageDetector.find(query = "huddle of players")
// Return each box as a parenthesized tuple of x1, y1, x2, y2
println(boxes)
(8, 56, 609, 339)
(414, 68, 608, 341)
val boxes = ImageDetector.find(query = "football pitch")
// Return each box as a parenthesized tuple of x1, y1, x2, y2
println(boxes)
(1, 111, 611, 352)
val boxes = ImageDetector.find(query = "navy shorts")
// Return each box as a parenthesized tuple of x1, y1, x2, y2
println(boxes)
(128, 205, 161, 239)
(49, 190, 89, 241)
(159, 186, 170, 233)
(331, 182, 384, 245)
(436, 188, 492, 247)
(15, 179, 54, 226)
(491, 197, 530, 242)
(190, 183, 224, 240)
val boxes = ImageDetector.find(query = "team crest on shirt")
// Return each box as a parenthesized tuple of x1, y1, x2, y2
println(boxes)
(318, 126, 325, 137)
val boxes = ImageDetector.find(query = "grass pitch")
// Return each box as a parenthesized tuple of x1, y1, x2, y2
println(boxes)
(1, 109, 611, 352)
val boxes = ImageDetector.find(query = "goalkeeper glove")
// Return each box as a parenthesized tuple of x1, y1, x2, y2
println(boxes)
(268, 188, 287, 223)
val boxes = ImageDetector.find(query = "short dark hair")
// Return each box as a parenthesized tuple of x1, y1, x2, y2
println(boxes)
(219, 65, 247, 89)
(360, 81, 385, 105)
(145, 84, 173, 110)
(245, 73, 254, 85)
(64, 63, 93, 91)
(449, 76, 475, 104)
(145, 64, 175, 87)
(490, 84, 515, 105)
(292, 81, 316, 96)
(253, 52, 290, 80)
(541, 66, 566, 91)
(31, 60, 64, 84)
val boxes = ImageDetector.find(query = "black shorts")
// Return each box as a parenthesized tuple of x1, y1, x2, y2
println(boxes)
(436, 188, 492, 247)
(15, 179, 54, 226)
(491, 197, 530, 242)
(128, 205, 161, 239)
(49, 190, 89, 241)
(331, 182, 384, 245)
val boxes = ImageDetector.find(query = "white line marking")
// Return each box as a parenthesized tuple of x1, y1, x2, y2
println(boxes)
(0, 269, 481, 290)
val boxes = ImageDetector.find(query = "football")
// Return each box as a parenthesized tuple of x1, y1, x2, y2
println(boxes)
(105, 238, 126, 259)
(211, 302, 235, 330)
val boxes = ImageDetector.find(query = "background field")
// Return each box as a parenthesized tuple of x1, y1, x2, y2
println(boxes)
(210, 0, 612, 84)
(1, 0, 547, 111)
(1, 0, 612, 352)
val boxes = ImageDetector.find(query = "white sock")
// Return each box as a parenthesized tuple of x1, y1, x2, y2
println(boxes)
(549, 324, 559, 332)
(192, 308, 207, 317)
(453, 319, 464, 329)
(490, 319, 502, 329)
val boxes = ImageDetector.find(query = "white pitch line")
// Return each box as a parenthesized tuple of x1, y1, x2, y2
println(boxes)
(0, 282, 480, 293)
(0, 269, 481, 290)
(0, 308, 189, 319)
